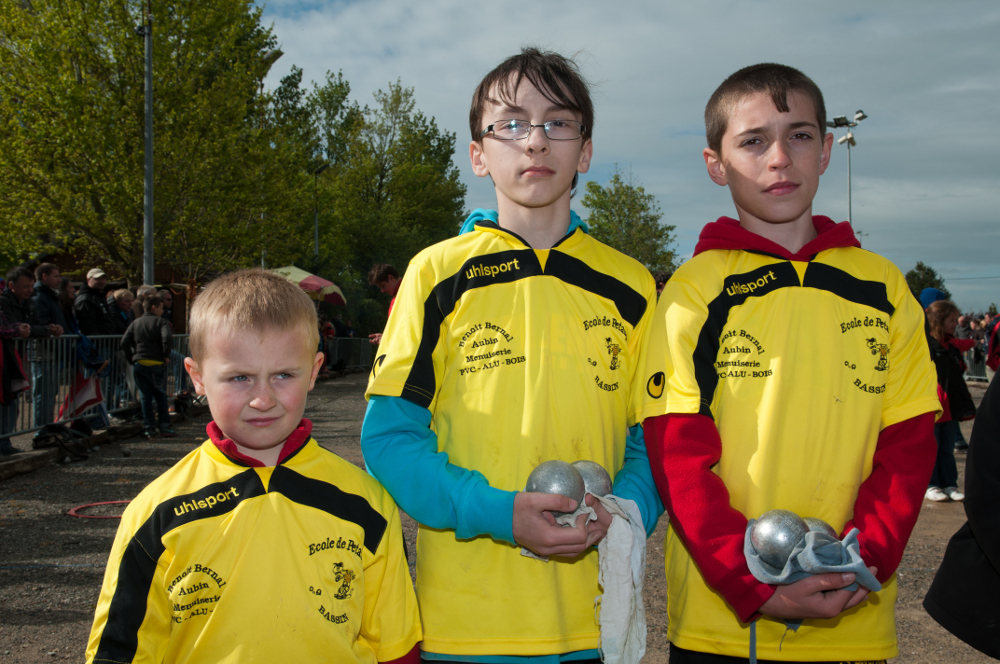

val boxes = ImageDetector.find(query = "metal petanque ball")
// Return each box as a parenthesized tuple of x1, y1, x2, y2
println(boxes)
(803, 517, 838, 539)
(751, 509, 808, 569)
(572, 460, 612, 497)
(526, 461, 586, 516)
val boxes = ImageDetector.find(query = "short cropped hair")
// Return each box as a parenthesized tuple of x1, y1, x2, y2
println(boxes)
(35, 263, 58, 281)
(469, 47, 593, 144)
(143, 295, 163, 313)
(136, 284, 157, 300)
(367, 263, 400, 286)
(112, 289, 133, 304)
(5, 266, 33, 285)
(188, 269, 319, 362)
(927, 300, 961, 342)
(705, 63, 826, 155)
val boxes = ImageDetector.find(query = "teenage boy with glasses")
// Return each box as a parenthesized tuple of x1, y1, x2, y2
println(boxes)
(362, 48, 663, 662)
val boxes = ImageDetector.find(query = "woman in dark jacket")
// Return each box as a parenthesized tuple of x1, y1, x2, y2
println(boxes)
(925, 300, 977, 502)
(923, 374, 1000, 658)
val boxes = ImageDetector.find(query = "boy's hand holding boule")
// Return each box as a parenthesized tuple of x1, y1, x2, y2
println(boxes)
(583, 493, 614, 548)
(513, 492, 592, 557)
(759, 566, 878, 620)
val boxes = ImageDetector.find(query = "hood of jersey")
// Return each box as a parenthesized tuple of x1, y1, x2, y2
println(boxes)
(459, 208, 589, 236)
(694, 215, 860, 260)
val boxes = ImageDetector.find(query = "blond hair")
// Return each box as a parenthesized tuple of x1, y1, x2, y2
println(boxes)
(188, 269, 319, 361)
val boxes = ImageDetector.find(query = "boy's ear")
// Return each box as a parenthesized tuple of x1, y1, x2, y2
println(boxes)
(185, 357, 207, 396)
(576, 138, 593, 174)
(308, 351, 324, 390)
(470, 140, 490, 178)
(704, 147, 728, 186)
(818, 131, 834, 175)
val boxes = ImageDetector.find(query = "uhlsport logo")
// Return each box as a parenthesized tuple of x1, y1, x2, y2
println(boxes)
(726, 270, 777, 296)
(466, 258, 520, 280)
(646, 372, 665, 398)
(332, 562, 355, 600)
(866, 338, 890, 371)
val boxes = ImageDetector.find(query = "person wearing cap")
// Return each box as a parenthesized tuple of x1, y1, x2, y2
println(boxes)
(74, 268, 116, 336)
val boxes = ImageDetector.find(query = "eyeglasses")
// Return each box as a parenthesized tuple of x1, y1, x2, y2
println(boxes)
(480, 119, 585, 141)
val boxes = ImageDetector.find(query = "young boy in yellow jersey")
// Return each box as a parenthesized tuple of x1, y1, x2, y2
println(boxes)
(86, 270, 421, 664)
(363, 48, 663, 662)
(635, 63, 941, 663)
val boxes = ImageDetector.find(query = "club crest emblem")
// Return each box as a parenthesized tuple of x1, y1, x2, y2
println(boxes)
(606, 337, 621, 371)
(646, 372, 665, 399)
(866, 338, 890, 372)
(332, 562, 355, 600)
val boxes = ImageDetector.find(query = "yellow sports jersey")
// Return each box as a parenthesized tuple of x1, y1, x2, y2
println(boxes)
(86, 439, 420, 664)
(635, 245, 939, 660)
(367, 221, 656, 655)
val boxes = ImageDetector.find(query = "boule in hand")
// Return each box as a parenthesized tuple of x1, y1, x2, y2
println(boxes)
(525, 460, 585, 516)
(572, 460, 612, 497)
(750, 509, 808, 569)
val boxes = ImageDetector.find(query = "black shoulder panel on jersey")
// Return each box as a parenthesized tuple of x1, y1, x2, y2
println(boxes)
(94, 470, 266, 663)
(693, 262, 800, 417)
(269, 467, 388, 554)
(436, 249, 542, 316)
(545, 252, 648, 328)
(803, 262, 895, 317)
(400, 290, 445, 408)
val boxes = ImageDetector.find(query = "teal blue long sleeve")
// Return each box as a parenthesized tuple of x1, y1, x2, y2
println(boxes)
(615, 425, 665, 537)
(361, 396, 664, 541)
(361, 395, 518, 543)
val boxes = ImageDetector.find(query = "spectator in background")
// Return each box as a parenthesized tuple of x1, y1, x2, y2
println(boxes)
(925, 300, 977, 502)
(157, 289, 173, 322)
(0, 299, 31, 455)
(75, 269, 115, 336)
(30, 263, 68, 427)
(652, 270, 673, 298)
(955, 315, 972, 340)
(132, 285, 156, 319)
(120, 295, 175, 439)
(367, 263, 401, 344)
(58, 278, 79, 333)
(109, 289, 135, 334)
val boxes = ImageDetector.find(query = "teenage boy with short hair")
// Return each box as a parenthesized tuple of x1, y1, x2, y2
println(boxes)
(363, 48, 663, 661)
(88, 269, 421, 664)
(636, 63, 940, 662)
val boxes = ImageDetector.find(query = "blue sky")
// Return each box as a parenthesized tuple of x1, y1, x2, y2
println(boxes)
(258, 0, 1000, 311)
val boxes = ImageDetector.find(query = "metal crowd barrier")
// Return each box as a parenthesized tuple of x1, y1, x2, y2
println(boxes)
(323, 337, 373, 371)
(1, 334, 191, 440)
(964, 348, 989, 382)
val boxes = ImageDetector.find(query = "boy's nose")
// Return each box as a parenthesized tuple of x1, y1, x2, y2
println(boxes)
(249, 384, 277, 410)
(524, 124, 550, 153)
(768, 140, 792, 169)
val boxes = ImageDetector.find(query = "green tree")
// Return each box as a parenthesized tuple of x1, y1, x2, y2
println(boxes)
(905, 261, 951, 301)
(582, 167, 677, 274)
(0, 0, 308, 284)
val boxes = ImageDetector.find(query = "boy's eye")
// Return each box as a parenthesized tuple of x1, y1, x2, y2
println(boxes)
(741, 137, 762, 147)
(791, 132, 812, 140)
(231, 375, 249, 382)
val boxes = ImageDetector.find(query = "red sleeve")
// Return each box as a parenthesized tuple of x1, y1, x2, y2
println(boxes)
(645, 413, 774, 623)
(381, 644, 420, 664)
(947, 338, 976, 353)
(842, 412, 936, 583)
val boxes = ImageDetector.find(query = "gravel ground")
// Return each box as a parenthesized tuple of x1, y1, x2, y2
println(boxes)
(0, 374, 991, 662)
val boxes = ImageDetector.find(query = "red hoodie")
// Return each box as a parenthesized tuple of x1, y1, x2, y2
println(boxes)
(645, 215, 936, 622)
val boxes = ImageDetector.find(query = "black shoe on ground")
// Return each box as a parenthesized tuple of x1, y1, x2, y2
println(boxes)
(141, 427, 157, 439)
(159, 428, 177, 438)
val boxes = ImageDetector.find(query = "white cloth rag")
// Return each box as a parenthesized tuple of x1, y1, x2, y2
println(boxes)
(520, 495, 650, 664)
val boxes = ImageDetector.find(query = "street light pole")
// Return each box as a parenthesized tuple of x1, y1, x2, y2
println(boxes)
(827, 110, 867, 225)
(137, 2, 154, 286)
